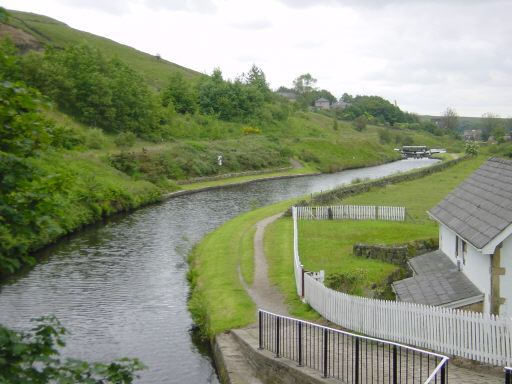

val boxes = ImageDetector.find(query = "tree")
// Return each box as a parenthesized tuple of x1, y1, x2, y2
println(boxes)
(293, 73, 317, 95)
(0, 316, 145, 383)
(161, 72, 198, 114)
(440, 107, 459, 133)
(482, 112, 502, 140)
(0, 81, 56, 275)
(341, 93, 353, 103)
(353, 116, 367, 131)
(492, 126, 506, 143)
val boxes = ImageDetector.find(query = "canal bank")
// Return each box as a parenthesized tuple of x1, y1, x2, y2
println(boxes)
(212, 186, 503, 384)
(0, 158, 441, 383)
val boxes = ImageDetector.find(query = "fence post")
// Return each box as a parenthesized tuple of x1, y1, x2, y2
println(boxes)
(323, 328, 329, 378)
(301, 267, 305, 298)
(441, 363, 447, 384)
(258, 311, 263, 350)
(298, 321, 303, 367)
(392, 345, 398, 384)
(355, 338, 360, 384)
(275, 316, 280, 358)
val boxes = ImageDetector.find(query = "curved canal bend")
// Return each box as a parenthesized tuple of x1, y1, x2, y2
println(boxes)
(0, 159, 438, 383)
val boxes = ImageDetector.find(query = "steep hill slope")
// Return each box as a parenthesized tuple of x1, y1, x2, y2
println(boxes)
(5, 10, 199, 88)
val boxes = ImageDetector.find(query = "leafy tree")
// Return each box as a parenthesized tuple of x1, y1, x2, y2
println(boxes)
(482, 112, 502, 140)
(161, 72, 198, 114)
(341, 93, 354, 103)
(20, 43, 158, 137)
(314, 89, 337, 104)
(241, 64, 271, 101)
(0, 81, 60, 276)
(293, 73, 317, 95)
(492, 126, 506, 143)
(342, 95, 405, 125)
(440, 107, 459, 133)
(0, 36, 22, 81)
(0, 316, 145, 383)
(276, 85, 294, 94)
(421, 120, 443, 136)
(353, 116, 367, 131)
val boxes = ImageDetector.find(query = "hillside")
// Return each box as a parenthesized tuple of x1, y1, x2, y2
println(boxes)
(0, 8, 464, 279)
(5, 10, 199, 88)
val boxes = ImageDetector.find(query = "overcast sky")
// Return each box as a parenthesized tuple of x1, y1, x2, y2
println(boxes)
(4, 0, 512, 117)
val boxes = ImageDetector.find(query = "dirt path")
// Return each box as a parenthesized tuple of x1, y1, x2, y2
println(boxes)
(242, 212, 290, 316)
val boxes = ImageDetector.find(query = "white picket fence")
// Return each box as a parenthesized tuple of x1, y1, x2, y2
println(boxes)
(296, 205, 406, 221)
(292, 206, 512, 366)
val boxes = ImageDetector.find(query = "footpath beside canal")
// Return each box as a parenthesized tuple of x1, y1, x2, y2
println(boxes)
(213, 213, 504, 384)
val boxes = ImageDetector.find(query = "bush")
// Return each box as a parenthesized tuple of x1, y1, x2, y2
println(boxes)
(325, 269, 368, 295)
(243, 126, 261, 135)
(115, 131, 137, 148)
(0, 316, 145, 383)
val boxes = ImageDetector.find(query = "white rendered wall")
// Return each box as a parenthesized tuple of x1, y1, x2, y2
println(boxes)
(439, 223, 491, 313)
(500, 236, 512, 317)
(439, 224, 457, 263)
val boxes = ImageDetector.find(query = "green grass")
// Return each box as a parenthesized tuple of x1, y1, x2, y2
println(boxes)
(264, 217, 319, 319)
(341, 155, 487, 223)
(239, 226, 256, 286)
(187, 200, 298, 338)
(8, 10, 199, 88)
(297, 220, 436, 288)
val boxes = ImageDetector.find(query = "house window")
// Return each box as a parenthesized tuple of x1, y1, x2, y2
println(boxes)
(455, 236, 459, 257)
(462, 240, 467, 265)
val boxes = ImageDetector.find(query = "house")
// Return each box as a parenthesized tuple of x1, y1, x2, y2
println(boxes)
(463, 129, 482, 141)
(314, 98, 330, 110)
(394, 157, 512, 316)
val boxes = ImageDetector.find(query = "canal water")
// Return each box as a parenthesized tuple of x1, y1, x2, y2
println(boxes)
(0, 158, 437, 383)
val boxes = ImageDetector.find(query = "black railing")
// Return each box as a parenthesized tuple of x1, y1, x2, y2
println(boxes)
(259, 310, 449, 384)
(506, 367, 511, 384)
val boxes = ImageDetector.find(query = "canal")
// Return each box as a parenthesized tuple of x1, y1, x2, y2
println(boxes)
(0, 158, 438, 383)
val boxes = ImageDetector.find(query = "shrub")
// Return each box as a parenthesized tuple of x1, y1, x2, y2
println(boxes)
(243, 126, 261, 135)
(325, 269, 368, 295)
(114, 131, 137, 148)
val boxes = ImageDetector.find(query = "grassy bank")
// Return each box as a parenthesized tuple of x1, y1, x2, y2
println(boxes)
(187, 154, 490, 339)
(187, 200, 296, 338)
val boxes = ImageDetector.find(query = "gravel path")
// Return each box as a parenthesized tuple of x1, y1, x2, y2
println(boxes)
(241, 212, 290, 316)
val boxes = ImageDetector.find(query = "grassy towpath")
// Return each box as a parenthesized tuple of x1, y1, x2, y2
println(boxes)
(188, 154, 489, 339)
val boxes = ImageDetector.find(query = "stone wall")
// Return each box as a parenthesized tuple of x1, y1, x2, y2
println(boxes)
(353, 242, 410, 266)
(312, 155, 471, 204)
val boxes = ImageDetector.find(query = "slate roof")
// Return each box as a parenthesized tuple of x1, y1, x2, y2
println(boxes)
(392, 250, 483, 306)
(428, 157, 512, 250)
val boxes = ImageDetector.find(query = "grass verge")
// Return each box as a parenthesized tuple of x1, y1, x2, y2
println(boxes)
(188, 154, 487, 338)
(187, 199, 300, 339)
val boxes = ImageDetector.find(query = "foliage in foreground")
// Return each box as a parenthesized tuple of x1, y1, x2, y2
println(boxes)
(0, 317, 145, 384)
(0, 80, 161, 279)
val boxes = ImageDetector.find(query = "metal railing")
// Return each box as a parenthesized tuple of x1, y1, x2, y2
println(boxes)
(259, 310, 449, 384)
(506, 367, 511, 384)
